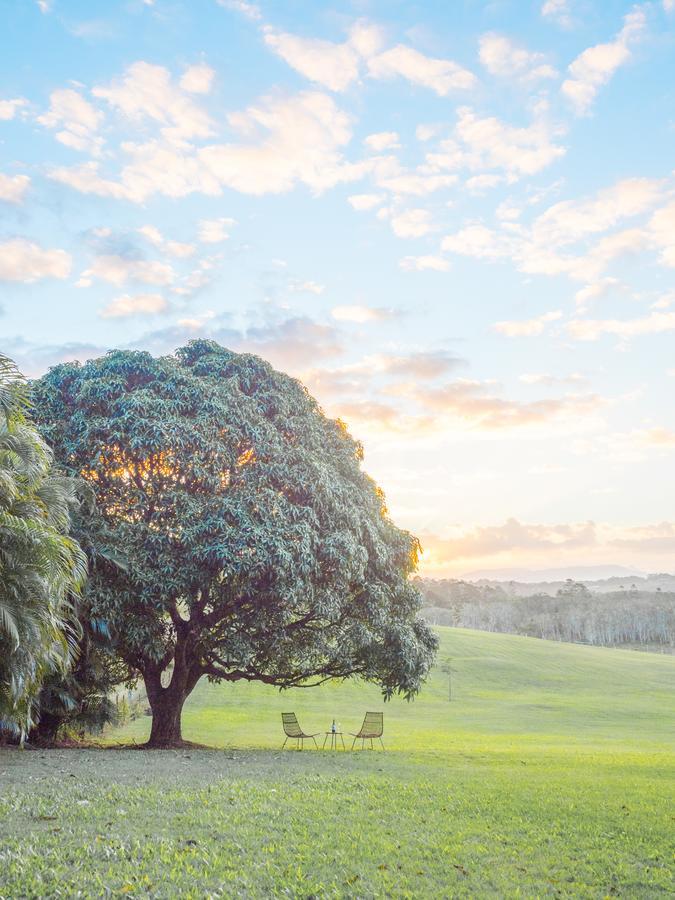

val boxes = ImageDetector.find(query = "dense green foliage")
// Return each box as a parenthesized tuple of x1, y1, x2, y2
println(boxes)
(0, 354, 86, 739)
(1, 629, 672, 897)
(33, 341, 436, 745)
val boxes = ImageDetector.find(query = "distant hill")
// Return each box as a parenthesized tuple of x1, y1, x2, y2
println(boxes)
(461, 565, 646, 583)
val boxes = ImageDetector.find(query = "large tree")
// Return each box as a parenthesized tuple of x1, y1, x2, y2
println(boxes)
(0, 353, 86, 741)
(33, 341, 437, 747)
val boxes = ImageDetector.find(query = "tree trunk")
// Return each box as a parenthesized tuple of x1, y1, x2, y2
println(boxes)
(147, 689, 187, 747)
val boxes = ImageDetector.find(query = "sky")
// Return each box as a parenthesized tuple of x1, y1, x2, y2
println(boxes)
(2, 0, 675, 578)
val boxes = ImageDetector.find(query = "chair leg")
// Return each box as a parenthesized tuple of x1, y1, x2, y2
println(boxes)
(312, 736, 318, 749)
(351, 736, 357, 750)
(282, 737, 288, 750)
(379, 737, 385, 751)
(370, 738, 373, 750)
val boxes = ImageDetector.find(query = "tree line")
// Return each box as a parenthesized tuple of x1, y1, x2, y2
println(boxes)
(417, 578, 674, 651)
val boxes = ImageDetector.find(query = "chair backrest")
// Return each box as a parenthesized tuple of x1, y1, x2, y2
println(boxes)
(281, 712, 303, 737)
(359, 711, 383, 737)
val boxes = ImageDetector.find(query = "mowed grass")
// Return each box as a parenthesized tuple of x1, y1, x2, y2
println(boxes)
(1, 628, 673, 898)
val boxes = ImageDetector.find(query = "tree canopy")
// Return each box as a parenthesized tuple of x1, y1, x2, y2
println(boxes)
(33, 341, 437, 747)
(0, 353, 86, 741)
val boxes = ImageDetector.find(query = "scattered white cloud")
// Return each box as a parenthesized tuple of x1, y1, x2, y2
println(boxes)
(466, 173, 504, 193)
(100, 293, 168, 318)
(426, 107, 566, 180)
(562, 6, 647, 115)
(541, 0, 572, 28)
(217, 1, 262, 21)
(0, 239, 71, 282)
(348, 193, 385, 211)
(0, 173, 30, 204)
(37, 88, 104, 155)
(262, 22, 378, 92)
(0, 98, 27, 120)
(287, 279, 325, 295)
(179, 63, 215, 94)
(531, 177, 662, 246)
(399, 255, 450, 272)
(494, 310, 563, 337)
(197, 217, 237, 243)
(568, 310, 675, 341)
(36, 0, 52, 13)
(368, 44, 476, 96)
(390, 208, 434, 238)
(574, 277, 620, 309)
(93, 60, 214, 143)
(479, 33, 558, 81)
(137, 225, 195, 258)
(77, 254, 175, 288)
(364, 131, 400, 151)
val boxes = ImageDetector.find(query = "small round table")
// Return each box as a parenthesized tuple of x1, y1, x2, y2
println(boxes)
(322, 731, 346, 750)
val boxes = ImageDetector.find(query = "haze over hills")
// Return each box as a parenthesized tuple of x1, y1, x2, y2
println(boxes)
(460, 565, 647, 583)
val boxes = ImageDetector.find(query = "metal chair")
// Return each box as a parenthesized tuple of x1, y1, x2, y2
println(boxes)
(281, 712, 319, 750)
(350, 711, 385, 750)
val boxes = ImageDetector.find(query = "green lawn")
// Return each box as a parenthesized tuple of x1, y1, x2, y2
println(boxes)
(1, 628, 673, 898)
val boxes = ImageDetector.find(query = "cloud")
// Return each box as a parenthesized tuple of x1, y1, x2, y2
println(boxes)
(541, 0, 572, 27)
(179, 63, 215, 94)
(36, 0, 52, 12)
(0, 239, 71, 282)
(364, 131, 400, 151)
(0, 173, 30, 204)
(561, 6, 647, 115)
(199, 90, 361, 195)
(574, 277, 621, 309)
(636, 427, 675, 447)
(77, 254, 175, 288)
(478, 33, 558, 81)
(390, 208, 433, 238)
(405, 377, 600, 429)
(137, 225, 195, 258)
(37, 88, 104, 155)
(426, 107, 566, 179)
(198, 217, 237, 243)
(0, 98, 27, 120)
(493, 310, 563, 337)
(399, 255, 450, 272)
(100, 293, 168, 318)
(287, 279, 325, 295)
(648, 200, 675, 266)
(50, 86, 362, 201)
(92, 61, 214, 143)
(331, 305, 393, 323)
(262, 22, 379, 92)
(348, 193, 385, 211)
(217, 0, 262, 20)
(442, 175, 668, 283)
(368, 45, 476, 95)
(421, 519, 598, 567)
(531, 177, 661, 247)
(567, 310, 675, 341)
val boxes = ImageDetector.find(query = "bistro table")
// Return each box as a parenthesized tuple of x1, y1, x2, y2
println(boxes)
(322, 730, 346, 750)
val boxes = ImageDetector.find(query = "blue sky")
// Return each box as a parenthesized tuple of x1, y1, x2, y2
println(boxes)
(2, 0, 675, 576)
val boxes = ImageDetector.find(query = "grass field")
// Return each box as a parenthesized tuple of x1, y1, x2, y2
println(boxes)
(1, 627, 673, 898)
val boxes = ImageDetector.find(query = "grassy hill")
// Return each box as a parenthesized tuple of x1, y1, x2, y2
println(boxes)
(1, 628, 673, 897)
(111, 627, 675, 752)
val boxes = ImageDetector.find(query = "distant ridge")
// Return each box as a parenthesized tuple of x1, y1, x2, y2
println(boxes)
(460, 565, 647, 583)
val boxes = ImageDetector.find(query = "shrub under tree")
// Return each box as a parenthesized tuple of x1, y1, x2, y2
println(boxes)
(33, 341, 437, 747)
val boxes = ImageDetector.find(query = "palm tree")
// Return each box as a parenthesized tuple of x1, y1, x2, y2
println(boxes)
(0, 353, 87, 741)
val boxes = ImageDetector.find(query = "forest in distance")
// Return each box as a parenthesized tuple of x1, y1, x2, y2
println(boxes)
(416, 576, 675, 652)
